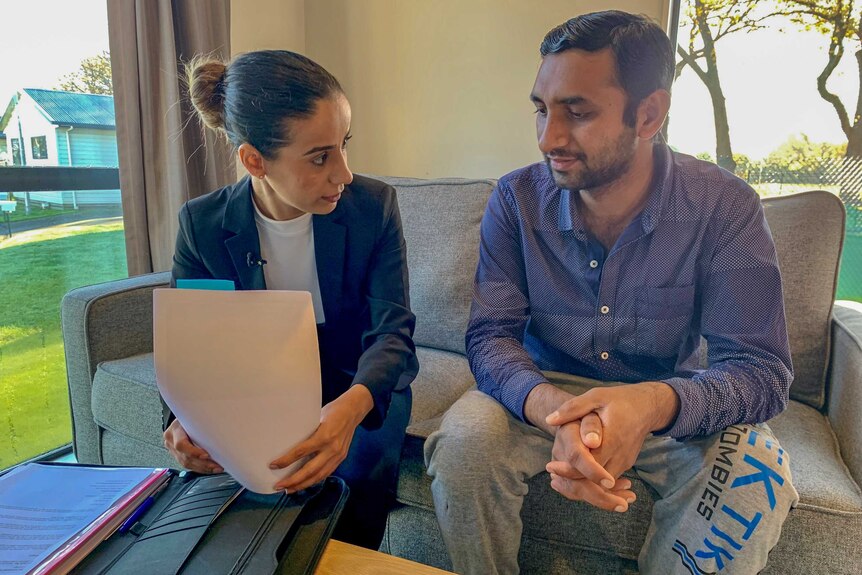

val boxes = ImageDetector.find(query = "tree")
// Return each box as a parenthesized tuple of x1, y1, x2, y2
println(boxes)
(774, 1, 862, 156)
(732, 152, 755, 178)
(57, 51, 113, 95)
(676, 0, 774, 172)
(769, 2, 862, 213)
(766, 134, 846, 171)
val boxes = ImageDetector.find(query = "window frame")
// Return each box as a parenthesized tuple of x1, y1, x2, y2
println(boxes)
(31, 135, 48, 160)
(10, 138, 23, 165)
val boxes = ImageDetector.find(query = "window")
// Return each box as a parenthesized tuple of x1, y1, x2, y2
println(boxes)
(1, 1, 123, 471)
(670, 0, 860, 302)
(31, 136, 48, 159)
(10, 138, 22, 165)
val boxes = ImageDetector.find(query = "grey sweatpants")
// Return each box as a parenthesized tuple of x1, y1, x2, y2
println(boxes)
(425, 387, 798, 575)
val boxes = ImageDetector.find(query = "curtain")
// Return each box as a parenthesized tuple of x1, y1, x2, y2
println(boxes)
(108, 0, 235, 275)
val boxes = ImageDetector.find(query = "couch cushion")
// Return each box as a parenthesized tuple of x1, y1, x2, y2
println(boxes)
(763, 191, 844, 409)
(375, 175, 495, 354)
(409, 346, 475, 425)
(394, 399, 862, 572)
(768, 397, 862, 512)
(91, 352, 164, 448)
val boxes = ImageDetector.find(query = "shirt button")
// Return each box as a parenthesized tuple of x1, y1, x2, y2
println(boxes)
(589, 260, 599, 269)
(600, 305, 609, 314)
(600, 351, 609, 360)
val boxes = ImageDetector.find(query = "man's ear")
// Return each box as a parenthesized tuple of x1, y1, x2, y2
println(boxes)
(238, 143, 266, 178)
(636, 89, 671, 141)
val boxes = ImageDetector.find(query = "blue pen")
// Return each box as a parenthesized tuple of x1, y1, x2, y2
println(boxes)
(118, 473, 173, 534)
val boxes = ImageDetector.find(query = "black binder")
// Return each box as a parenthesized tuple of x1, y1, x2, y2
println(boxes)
(65, 468, 348, 575)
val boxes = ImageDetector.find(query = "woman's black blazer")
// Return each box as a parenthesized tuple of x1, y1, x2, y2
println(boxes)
(171, 175, 419, 428)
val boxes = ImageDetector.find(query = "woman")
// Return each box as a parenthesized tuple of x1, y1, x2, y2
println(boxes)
(162, 50, 418, 549)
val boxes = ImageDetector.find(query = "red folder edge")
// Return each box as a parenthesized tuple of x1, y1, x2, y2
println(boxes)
(30, 468, 170, 575)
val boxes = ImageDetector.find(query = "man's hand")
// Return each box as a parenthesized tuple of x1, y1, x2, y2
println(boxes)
(270, 384, 374, 493)
(524, 382, 634, 508)
(163, 419, 223, 474)
(551, 419, 636, 511)
(524, 383, 604, 448)
(546, 382, 680, 481)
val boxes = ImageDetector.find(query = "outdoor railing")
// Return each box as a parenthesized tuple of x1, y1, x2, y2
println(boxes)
(0, 166, 120, 192)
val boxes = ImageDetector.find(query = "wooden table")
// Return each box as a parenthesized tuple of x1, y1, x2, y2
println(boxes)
(315, 540, 453, 574)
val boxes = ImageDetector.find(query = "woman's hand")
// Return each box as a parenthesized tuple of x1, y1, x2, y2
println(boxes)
(163, 419, 223, 474)
(270, 384, 374, 493)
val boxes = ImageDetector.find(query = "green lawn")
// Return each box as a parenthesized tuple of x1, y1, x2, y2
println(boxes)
(6, 206, 69, 223)
(0, 221, 127, 468)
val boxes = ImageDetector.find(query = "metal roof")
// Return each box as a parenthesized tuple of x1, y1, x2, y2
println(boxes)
(24, 88, 115, 129)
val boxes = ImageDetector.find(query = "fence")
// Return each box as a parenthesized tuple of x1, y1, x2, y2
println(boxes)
(737, 156, 861, 300)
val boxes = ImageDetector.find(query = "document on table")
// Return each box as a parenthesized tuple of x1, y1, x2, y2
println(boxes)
(153, 289, 322, 494)
(0, 464, 165, 575)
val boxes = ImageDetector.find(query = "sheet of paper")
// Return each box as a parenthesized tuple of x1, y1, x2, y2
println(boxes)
(0, 464, 157, 574)
(153, 289, 322, 494)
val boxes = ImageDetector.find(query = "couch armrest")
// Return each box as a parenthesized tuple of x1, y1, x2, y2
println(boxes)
(61, 272, 171, 463)
(827, 300, 862, 485)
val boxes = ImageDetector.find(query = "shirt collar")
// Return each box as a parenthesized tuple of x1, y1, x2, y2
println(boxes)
(639, 143, 673, 234)
(557, 143, 674, 236)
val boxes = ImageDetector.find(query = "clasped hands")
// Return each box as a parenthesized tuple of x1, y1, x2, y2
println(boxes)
(163, 384, 374, 493)
(542, 382, 678, 513)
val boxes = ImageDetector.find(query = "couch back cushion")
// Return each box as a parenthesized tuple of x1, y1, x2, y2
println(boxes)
(379, 176, 843, 408)
(763, 190, 844, 409)
(375, 176, 495, 354)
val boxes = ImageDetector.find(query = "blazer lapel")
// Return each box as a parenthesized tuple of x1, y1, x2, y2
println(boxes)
(313, 212, 346, 321)
(223, 177, 266, 290)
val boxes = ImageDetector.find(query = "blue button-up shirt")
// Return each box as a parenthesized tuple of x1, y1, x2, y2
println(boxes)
(466, 146, 793, 439)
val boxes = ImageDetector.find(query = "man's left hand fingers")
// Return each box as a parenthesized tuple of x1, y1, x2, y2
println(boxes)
(580, 412, 602, 449)
(546, 460, 584, 480)
(546, 395, 599, 426)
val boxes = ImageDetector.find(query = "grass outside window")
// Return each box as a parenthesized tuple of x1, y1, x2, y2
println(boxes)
(0, 218, 126, 468)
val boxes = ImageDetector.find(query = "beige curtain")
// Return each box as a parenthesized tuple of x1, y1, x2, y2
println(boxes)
(108, 0, 235, 275)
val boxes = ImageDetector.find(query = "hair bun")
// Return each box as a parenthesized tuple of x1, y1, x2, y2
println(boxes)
(187, 56, 228, 130)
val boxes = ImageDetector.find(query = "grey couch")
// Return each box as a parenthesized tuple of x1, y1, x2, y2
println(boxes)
(62, 176, 862, 574)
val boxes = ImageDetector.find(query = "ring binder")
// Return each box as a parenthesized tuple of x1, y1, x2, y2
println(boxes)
(11, 464, 350, 575)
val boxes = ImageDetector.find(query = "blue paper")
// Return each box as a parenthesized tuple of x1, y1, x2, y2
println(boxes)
(176, 279, 236, 291)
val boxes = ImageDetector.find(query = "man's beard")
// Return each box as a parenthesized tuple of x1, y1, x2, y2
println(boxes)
(545, 130, 637, 192)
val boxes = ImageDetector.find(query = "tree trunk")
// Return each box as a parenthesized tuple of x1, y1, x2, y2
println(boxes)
(709, 85, 736, 172)
(847, 126, 862, 157)
(841, 126, 862, 233)
(693, 1, 736, 173)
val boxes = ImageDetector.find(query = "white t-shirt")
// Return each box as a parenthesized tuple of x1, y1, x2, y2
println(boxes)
(252, 201, 326, 324)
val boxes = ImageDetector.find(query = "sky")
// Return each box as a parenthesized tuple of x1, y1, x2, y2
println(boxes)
(0, 0, 856, 162)
(669, 15, 858, 160)
(0, 0, 110, 113)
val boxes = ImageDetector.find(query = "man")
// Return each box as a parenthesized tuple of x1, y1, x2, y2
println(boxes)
(425, 10, 797, 575)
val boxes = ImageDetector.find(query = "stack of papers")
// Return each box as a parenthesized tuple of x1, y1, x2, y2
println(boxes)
(0, 464, 168, 575)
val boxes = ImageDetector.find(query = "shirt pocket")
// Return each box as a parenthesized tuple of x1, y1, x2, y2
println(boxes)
(635, 285, 696, 358)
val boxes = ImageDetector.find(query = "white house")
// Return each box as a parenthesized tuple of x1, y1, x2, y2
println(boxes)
(0, 88, 120, 206)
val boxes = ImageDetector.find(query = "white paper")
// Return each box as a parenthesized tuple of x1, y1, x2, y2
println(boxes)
(0, 464, 155, 574)
(153, 289, 322, 494)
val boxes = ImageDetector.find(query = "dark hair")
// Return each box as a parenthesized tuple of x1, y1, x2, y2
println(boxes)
(186, 50, 343, 159)
(540, 11, 673, 126)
